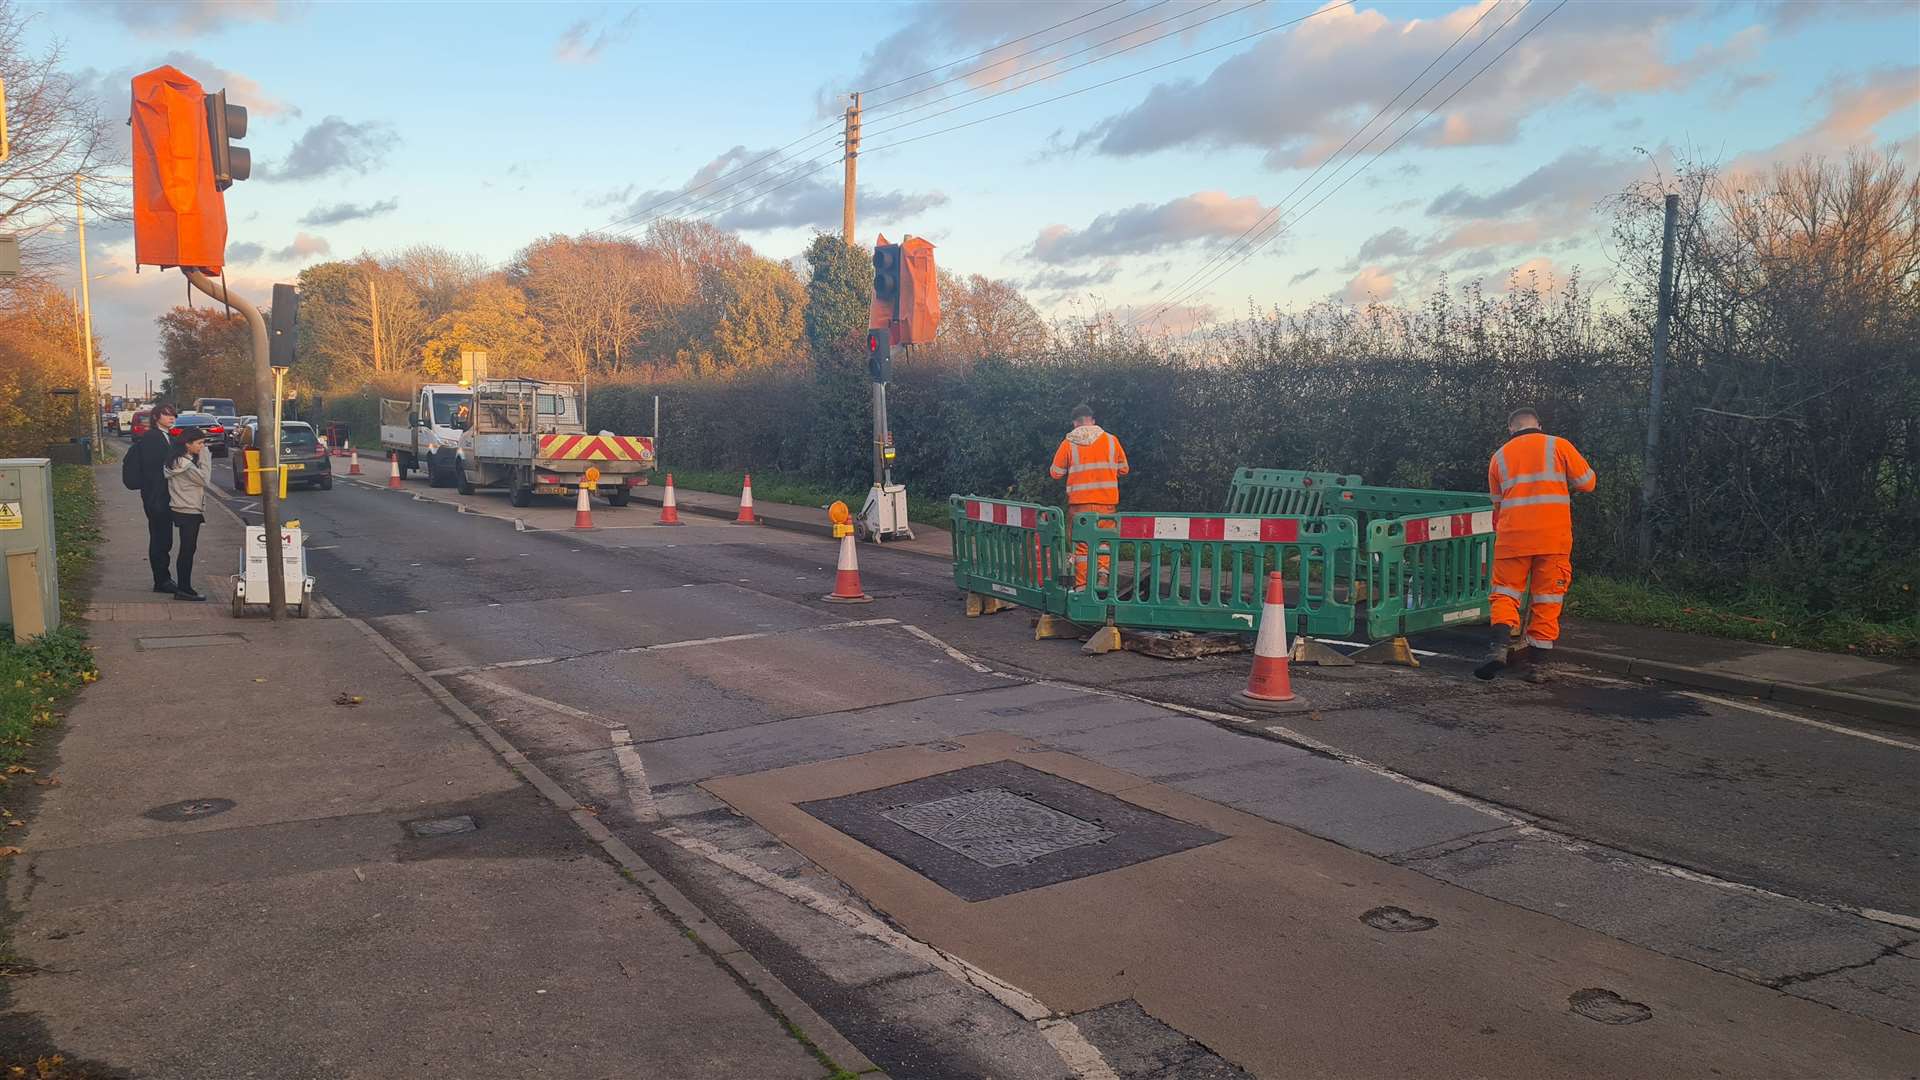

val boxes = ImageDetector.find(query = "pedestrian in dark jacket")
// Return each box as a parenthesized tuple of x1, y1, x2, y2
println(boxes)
(137, 402, 178, 592)
(163, 430, 212, 601)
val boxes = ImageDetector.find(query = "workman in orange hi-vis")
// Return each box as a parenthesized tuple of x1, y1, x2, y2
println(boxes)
(1050, 404, 1130, 589)
(1476, 407, 1596, 682)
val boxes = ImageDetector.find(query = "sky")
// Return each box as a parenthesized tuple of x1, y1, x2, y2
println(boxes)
(23, 0, 1920, 394)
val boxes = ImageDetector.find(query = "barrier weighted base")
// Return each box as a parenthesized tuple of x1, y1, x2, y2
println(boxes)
(1351, 635, 1420, 667)
(965, 592, 1017, 618)
(1033, 613, 1085, 641)
(1081, 624, 1123, 655)
(1292, 636, 1355, 667)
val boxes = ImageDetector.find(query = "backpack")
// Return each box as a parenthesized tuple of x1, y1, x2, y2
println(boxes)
(121, 438, 143, 490)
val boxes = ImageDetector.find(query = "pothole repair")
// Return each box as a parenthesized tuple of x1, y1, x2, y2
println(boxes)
(142, 798, 236, 822)
(1568, 988, 1653, 1025)
(1361, 906, 1438, 932)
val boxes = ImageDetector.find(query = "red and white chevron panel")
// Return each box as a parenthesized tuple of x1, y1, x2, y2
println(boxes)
(1402, 510, 1495, 544)
(537, 433, 655, 463)
(966, 500, 1039, 529)
(1116, 516, 1301, 543)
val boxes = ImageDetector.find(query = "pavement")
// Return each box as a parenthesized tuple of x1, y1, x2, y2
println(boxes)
(632, 481, 1920, 726)
(191, 458, 1920, 1076)
(0, 460, 874, 1079)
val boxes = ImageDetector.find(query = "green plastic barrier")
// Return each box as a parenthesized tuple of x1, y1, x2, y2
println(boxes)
(1225, 468, 1363, 516)
(950, 496, 1068, 613)
(1323, 483, 1492, 538)
(1364, 506, 1497, 640)
(1062, 510, 1357, 637)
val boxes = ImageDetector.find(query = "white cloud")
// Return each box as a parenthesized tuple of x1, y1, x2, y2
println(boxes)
(100, 1, 290, 38)
(261, 117, 399, 182)
(1339, 265, 1395, 304)
(1027, 191, 1275, 264)
(555, 8, 640, 65)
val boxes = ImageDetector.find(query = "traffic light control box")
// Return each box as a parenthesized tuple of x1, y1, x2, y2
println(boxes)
(0, 459, 60, 642)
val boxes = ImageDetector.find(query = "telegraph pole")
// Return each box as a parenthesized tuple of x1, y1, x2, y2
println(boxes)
(75, 177, 100, 459)
(1637, 193, 1680, 566)
(842, 93, 861, 245)
(367, 277, 384, 373)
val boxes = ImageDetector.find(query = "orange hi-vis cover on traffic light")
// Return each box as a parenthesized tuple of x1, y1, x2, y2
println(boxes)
(898, 235, 939, 345)
(131, 65, 227, 272)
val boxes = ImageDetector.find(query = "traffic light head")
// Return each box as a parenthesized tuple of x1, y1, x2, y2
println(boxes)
(866, 328, 891, 384)
(872, 242, 902, 315)
(205, 89, 249, 190)
(269, 283, 299, 365)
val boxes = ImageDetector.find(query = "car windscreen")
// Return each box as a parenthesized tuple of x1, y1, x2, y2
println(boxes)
(430, 394, 473, 426)
(280, 427, 318, 451)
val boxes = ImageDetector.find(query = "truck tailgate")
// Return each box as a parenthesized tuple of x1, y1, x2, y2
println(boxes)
(535, 434, 655, 469)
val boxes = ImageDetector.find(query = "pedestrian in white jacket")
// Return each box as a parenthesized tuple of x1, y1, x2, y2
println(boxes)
(163, 432, 212, 601)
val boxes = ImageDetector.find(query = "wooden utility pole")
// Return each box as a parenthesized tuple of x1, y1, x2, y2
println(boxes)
(1637, 193, 1680, 566)
(367, 277, 384, 373)
(842, 93, 861, 245)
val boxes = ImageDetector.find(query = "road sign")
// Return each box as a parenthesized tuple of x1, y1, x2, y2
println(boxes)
(95, 366, 112, 386)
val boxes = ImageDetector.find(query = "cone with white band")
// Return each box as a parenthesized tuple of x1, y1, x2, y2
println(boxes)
(1230, 572, 1312, 713)
(349, 448, 362, 475)
(387, 452, 403, 490)
(733, 474, 757, 524)
(658, 473, 684, 525)
(572, 484, 594, 529)
(823, 532, 873, 603)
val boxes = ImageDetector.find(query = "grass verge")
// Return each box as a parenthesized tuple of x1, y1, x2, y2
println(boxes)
(0, 464, 103, 764)
(660, 468, 950, 526)
(1569, 573, 1919, 658)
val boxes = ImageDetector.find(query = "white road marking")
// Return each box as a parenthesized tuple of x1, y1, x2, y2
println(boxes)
(899, 624, 1002, 676)
(421, 618, 901, 678)
(609, 727, 659, 822)
(1677, 690, 1920, 752)
(657, 826, 1119, 1080)
(308, 544, 339, 551)
(1321, 637, 1440, 658)
(460, 674, 621, 730)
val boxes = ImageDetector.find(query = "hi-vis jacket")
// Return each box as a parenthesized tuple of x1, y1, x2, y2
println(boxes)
(1487, 430, 1595, 557)
(1051, 424, 1130, 506)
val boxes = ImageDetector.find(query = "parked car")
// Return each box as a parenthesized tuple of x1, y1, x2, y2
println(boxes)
(232, 418, 331, 491)
(129, 409, 153, 437)
(169, 412, 228, 448)
(211, 416, 238, 458)
(191, 397, 237, 418)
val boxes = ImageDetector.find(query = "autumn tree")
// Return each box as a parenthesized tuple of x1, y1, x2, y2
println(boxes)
(157, 306, 256, 411)
(924, 271, 1049, 363)
(422, 277, 547, 379)
(709, 256, 806, 371)
(0, 281, 90, 455)
(294, 258, 429, 383)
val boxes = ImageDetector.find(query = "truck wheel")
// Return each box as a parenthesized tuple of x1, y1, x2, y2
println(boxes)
(397, 455, 413, 480)
(606, 488, 631, 507)
(509, 485, 533, 508)
(455, 463, 474, 496)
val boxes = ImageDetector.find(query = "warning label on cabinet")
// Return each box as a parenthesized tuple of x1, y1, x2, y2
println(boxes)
(0, 502, 21, 530)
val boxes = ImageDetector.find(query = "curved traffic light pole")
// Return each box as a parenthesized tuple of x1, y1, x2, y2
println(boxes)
(184, 271, 285, 620)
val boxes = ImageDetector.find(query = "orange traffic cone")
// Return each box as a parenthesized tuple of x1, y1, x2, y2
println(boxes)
(823, 532, 873, 604)
(348, 449, 362, 476)
(734, 474, 757, 524)
(387, 452, 403, 490)
(573, 485, 594, 529)
(658, 473, 684, 525)
(1231, 572, 1311, 714)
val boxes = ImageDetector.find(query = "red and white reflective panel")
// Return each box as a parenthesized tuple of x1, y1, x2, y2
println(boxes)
(1403, 510, 1495, 544)
(967, 500, 1039, 529)
(1117, 517, 1300, 543)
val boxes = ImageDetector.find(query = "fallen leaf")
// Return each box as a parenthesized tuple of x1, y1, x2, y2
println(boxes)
(4, 767, 34, 776)
(0, 848, 23, 859)
(30, 778, 59, 788)
(253, 677, 266, 683)
(332, 693, 363, 708)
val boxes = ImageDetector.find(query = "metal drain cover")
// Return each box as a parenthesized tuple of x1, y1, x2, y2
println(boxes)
(407, 814, 477, 837)
(143, 798, 236, 822)
(800, 760, 1223, 902)
(882, 788, 1114, 868)
(1361, 906, 1438, 933)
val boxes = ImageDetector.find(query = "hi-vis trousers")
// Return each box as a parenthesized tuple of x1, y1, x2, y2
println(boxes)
(1491, 552, 1571, 649)
(1070, 502, 1117, 589)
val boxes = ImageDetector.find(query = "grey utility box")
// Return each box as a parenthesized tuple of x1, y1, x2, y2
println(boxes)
(0, 458, 60, 642)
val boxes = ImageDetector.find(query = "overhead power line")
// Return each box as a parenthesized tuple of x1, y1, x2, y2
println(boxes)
(1134, 0, 1565, 328)
(1131, 0, 1520, 325)
(860, 0, 1134, 94)
(858, 0, 1357, 156)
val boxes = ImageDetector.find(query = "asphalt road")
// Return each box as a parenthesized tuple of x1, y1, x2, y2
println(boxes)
(227, 467, 1920, 1075)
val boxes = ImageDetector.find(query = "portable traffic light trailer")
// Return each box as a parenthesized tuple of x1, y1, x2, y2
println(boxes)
(861, 236, 939, 543)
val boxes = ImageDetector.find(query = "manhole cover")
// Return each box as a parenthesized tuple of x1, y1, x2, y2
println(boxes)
(1361, 906, 1438, 932)
(882, 788, 1115, 868)
(407, 814, 477, 837)
(143, 798, 236, 822)
(1568, 988, 1652, 1025)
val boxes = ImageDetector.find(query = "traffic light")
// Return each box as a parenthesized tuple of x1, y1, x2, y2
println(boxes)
(872, 242, 902, 319)
(269, 283, 298, 365)
(204, 89, 249, 190)
(866, 328, 891, 384)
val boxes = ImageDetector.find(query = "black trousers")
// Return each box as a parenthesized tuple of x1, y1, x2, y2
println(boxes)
(173, 512, 204, 592)
(146, 505, 174, 585)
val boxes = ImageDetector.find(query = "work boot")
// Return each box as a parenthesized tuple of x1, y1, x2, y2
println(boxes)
(1473, 625, 1512, 681)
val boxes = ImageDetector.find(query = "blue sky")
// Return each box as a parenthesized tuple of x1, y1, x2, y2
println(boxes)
(30, 0, 1920, 391)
